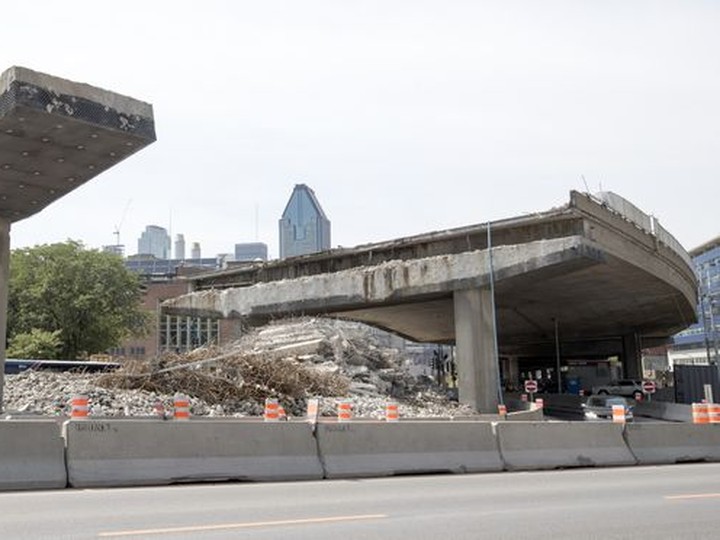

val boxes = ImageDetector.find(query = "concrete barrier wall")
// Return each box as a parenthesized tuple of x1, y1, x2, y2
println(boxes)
(633, 401, 692, 423)
(496, 421, 636, 470)
(63, 420, 323, 488)
(625, 423, 720, 464)
(0, 420, 67, 490)
(506, 408, 544, 421)
(316, 421, 503, 478)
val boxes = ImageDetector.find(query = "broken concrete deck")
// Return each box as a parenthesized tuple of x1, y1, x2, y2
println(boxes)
(165, 191, 696, 351)
(0, 66, 155, 221)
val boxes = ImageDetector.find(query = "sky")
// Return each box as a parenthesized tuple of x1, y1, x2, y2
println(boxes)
(2, 1, 719, 259)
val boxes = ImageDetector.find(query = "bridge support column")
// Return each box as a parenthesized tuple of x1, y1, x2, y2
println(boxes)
(453, 287, 499, 412)
(502, 356, 520, 389)
(623, 332, 642, 380)
(0, 219, 9, 412)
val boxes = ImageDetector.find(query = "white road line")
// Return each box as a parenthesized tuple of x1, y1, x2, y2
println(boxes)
(665, 493, 720, 501)
(98, 513, 389, 537)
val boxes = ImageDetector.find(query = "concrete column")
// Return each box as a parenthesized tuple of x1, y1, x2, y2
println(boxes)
(623, 332, 642, 380)
(503, 356, 520, 388)
(453, 287, 499, 412)
(0, 218, 10, 412)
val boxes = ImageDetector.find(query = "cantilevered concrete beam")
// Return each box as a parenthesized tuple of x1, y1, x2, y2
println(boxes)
(0, 66, 156, 410)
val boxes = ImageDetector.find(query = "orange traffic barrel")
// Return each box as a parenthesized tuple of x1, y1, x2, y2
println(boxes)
(692, 403, 709, 424)
(70, 395, 89, 418)
(264, 398, 280, 422)
(337, 401, 352, 422)
(612, 404, 626, 424)
(708, 403, 720, 424)
(497, 404, 507, 416)
(386, 401, 399, 422)
(173, 394, 190, 421)
(535, 398, 544, 410)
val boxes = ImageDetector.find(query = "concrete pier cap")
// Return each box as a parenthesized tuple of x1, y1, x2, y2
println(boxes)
(0, 66, 156, 410)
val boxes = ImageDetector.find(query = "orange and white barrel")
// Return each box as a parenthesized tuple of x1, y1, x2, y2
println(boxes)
(612, 404, 626, 424)
(386, 401, 399, 422)
(497, 404, 507, 416)
(709, 403, 720, 424)
(264, 398, 280, 422)
(692, 403, 710, 424)
(337, 401, 352, 422)
(173, 394, 190, 421)
(70, 395, 89, 419)
(534, 398, 544, 410)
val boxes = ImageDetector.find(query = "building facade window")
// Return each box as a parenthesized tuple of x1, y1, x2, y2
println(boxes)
(159, 315, 220, 353)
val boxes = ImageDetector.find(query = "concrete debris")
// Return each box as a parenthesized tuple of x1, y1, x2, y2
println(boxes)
(3, 318, 473, 419)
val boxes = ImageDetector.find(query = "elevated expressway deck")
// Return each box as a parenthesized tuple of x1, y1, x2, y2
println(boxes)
(165, 192, 697, 412)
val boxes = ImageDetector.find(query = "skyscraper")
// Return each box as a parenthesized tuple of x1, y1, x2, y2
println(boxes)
(279, 184, 331, 259)
(137, 225, 170, 259)
(175, 234, 186, 260)
(191, 242, 201, 259)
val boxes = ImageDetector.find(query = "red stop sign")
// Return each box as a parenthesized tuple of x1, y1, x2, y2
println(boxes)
(524, 380, 538, 393)
(642, 380, 656, 394)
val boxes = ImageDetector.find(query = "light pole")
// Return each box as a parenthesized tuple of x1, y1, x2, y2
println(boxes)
(706, 263, 719, 366)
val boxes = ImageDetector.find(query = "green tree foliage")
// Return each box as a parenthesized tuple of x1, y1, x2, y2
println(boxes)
(7, 328, 62, 359)
(8, 241, 149, 359)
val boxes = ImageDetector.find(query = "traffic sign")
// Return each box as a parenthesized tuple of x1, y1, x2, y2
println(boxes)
(524, 380, 538, 394)
(642, 380, 656, 394)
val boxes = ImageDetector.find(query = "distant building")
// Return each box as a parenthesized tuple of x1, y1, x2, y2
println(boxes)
(235, 242, 268, 262)
(113, 256, 240, 360)
(124, 255, 220, 279)
(279, 184, 331, 259)
(137, 225, 171, 259)
(102, 244, 124, 257)
(191, 242, 201, 259)
(671, 236, 720, 367)
(174, 234, 186, 260)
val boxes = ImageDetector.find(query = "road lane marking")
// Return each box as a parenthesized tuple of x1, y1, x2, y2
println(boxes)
(665, 493, 720, 501)
(98, 513, 388, 537)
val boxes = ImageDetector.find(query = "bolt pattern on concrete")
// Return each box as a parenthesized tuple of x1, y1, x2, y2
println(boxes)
(0, 66, 155, 222)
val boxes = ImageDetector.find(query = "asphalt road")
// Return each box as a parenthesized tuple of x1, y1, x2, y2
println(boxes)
(2, 463, 720, 539)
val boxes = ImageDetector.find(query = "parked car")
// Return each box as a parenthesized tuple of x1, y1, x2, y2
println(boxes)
(582, 395, 634, 421)
(591, 379, 644, 400)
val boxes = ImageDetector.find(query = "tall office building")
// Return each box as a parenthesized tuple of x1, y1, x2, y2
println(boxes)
(671, 236, 720, 366)
(191, 242, 201, 259)
(235, 242, 268, 262)
(137, 225, 171, 259)
(279, 184, 331, 259)
(175, 234, 186, 260)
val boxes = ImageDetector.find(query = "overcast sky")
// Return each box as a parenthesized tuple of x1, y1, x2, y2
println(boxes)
(3, 1, 718, 259)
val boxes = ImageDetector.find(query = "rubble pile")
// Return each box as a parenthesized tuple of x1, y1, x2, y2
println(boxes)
(4, 318, 473, 418)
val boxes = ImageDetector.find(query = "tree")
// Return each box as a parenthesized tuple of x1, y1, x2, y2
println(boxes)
(8, 241, 149, 359)
(7, 329, 62, 359)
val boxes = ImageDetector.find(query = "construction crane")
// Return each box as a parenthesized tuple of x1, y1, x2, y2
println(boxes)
(113, 199, 132, 248)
